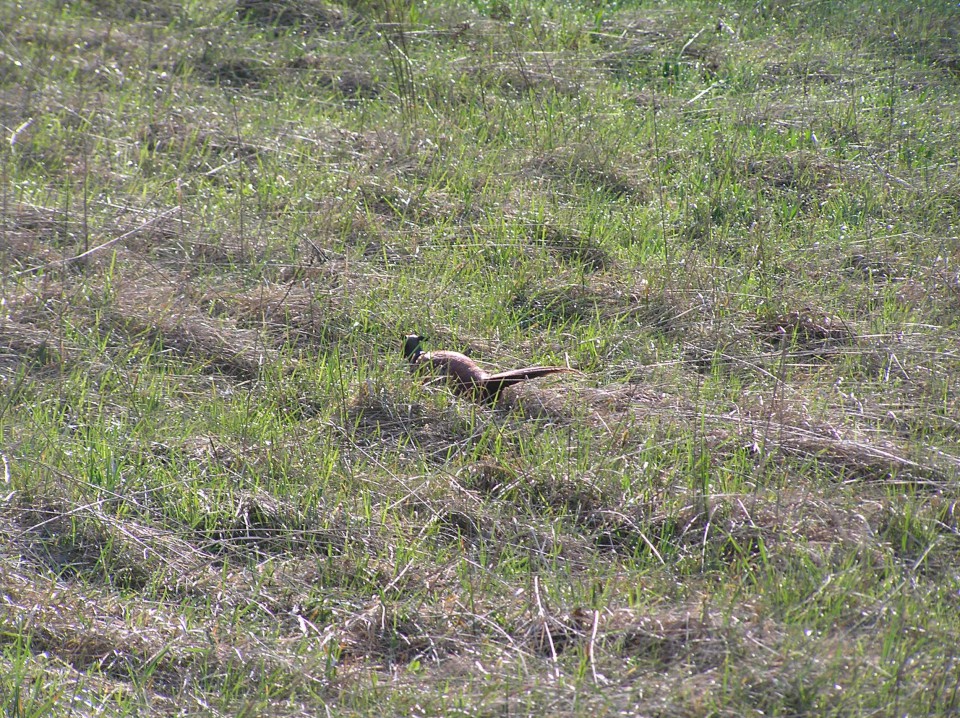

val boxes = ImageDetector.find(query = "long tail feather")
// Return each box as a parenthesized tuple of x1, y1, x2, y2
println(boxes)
(481, 366, 574, 396)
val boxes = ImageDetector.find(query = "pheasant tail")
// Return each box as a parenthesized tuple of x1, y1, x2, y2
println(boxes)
(481, 366, 574, 397)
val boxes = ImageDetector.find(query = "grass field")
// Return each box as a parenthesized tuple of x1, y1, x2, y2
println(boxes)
(2, 0, 959, 715)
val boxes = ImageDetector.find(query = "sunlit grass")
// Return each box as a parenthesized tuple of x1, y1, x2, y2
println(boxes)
(1, 0, 959, 715)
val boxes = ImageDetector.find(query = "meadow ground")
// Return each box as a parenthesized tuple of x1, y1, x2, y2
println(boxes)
(1, 0, 959, 715)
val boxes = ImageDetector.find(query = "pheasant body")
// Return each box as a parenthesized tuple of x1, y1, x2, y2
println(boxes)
(402, 334, 572, 400)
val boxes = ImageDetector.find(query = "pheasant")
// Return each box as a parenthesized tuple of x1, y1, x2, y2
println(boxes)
(402, 334, 574, 400)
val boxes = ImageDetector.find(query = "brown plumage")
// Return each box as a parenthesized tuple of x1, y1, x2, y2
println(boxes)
(402, 334, 574, 400)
